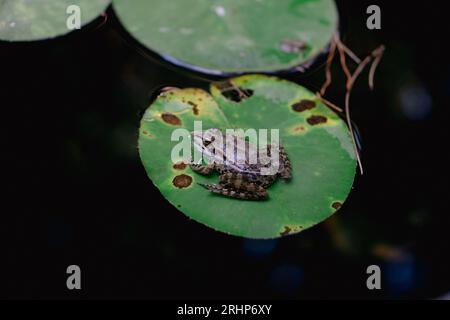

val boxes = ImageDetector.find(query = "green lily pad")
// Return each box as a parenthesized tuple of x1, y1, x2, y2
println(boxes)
(113, 0, 338, 74)
(138, 75, 356, 239)
(0, 0, 110, 41)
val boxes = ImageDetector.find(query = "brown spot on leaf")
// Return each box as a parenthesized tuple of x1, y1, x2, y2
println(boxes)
(307, 115, 327, 126)
(332, 202, 342, 210)
(173, 162, 187, 170)
(187, 101, 199, 115)
(294, 126, 305, 133)
(172, 174, 192, 189)
(292, 100, 316, 112)
(280, 39, 308, 53)
(280, 226, 292, 237)
(142, 130, 155, 138)
(161, 113, 181, 126)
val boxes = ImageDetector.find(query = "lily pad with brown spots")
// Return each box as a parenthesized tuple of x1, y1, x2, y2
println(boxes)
(138, 75, 356, 239)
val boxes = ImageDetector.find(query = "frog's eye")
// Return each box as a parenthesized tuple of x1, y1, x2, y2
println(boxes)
(203, 136, 215, 147)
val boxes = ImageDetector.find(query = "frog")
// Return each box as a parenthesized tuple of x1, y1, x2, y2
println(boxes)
(190, 129, 292, 200)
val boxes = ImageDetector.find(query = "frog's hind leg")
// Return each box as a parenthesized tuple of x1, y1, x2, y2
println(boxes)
(216, 172, 268, 200)
(219, 172, 267, 190)
(278, 145, 292, 180)
(198, 182, 268, 201)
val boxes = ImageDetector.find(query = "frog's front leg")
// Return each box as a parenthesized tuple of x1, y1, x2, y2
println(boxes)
(278, 145, 292, 180)
(190, 163, 216, 175)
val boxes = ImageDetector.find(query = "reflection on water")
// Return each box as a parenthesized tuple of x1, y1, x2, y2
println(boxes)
(398, 84, 432, 120)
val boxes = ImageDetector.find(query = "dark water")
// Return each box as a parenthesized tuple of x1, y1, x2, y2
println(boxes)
(1, 0, 449, 299)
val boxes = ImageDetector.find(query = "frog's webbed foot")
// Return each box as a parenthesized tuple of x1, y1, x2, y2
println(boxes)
(198, 183, 268, 201)
(190, 163, 215, 175)
(278, 145, 292, 180)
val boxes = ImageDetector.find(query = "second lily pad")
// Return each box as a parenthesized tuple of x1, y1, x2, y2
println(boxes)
(139, 75, 356, 239)
(113, 0, 338, 74)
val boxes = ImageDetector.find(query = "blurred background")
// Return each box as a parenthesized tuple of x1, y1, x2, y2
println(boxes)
(1, 0, 449, 299)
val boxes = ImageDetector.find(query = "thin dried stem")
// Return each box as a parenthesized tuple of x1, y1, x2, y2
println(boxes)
(348, 56, 372, 91)
(316, 92, 344, 113)
(215, 80, 251, 99)
(345, 93, 363, 175)
(345, 56, 372, 175)
(220, 86, 249, 99)
(320, 39, 337, 96)
(335, 34, 353, 89)
(369, 45, 385, 90)
(332, 34, 365, 174)
(341, 42, 362, 64)
(345, 45, 385, 175)
(232, 82, 249, 99)
(317, 32, 385, 175)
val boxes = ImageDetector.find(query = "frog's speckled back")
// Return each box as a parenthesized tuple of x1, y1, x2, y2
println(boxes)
(191, 129, 279, 176)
